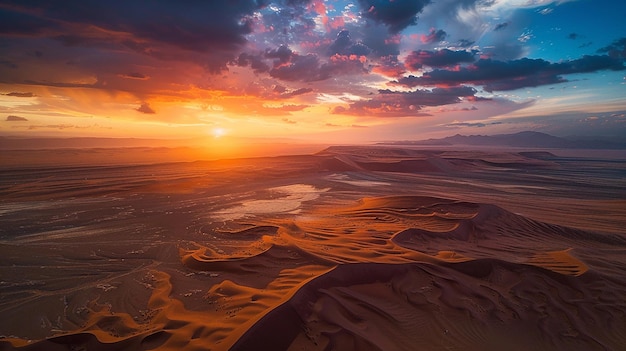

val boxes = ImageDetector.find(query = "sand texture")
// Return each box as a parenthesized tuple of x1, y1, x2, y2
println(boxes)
(1, 147, 625, 350)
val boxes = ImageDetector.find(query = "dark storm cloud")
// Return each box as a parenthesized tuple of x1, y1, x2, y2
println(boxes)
(0, 0, 267, 72)
(270, 53, 322, 81)
(568, 33, 580, 40)
(119, 72, 149, 80)
(235, 52, 271, 73)
(567, 54, 625, 72)
(394, 55, 625, 92)
(10, 0, 261, 50)
(404, 49, 476, 70)
(267, 45, 367, 82)
(421, 29, 447, 44)
(265, 45, 294, 65)
(0, 7, 57, 36)
(6, 115, 29, 121)
(361, 23, 401, 57)
(136, 102, 155, 114)
(382, 86, 477, 105)
(494, 22, 509, 31)
(358, 0, 431, 33)
(329, 30, 352, 55)
(328, 30, 371, 56)
(335, 86, 477, 117)
(598, 37, 626, 60)
(4, 92, 35, 97)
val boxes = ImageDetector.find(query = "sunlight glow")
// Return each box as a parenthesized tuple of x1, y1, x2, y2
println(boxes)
(212, 127, 226, 138)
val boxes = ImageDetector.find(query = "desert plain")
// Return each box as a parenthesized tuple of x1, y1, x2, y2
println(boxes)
(1, 145, 625, 350)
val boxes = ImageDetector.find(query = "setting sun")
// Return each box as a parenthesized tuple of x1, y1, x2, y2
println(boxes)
(212, 127, 226, 138)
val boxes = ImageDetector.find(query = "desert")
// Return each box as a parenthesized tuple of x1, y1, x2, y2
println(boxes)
(1, 145, 625, 350)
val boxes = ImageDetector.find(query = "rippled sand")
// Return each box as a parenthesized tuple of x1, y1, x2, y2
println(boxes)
(1, 147, 625, 350)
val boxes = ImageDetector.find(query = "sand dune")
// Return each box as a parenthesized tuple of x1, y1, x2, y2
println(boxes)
(1, 147, 625, 350)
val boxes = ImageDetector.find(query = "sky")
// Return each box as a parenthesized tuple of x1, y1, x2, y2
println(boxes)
(1, 0, 625, 144)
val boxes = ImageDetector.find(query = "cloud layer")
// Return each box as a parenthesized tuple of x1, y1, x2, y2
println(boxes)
(1, 0, 625, 139)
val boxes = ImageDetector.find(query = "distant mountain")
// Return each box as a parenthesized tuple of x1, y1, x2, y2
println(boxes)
(382, 131, 626, 149)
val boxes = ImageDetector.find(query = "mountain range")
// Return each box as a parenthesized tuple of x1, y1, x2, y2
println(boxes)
(382, 131, 626, 149)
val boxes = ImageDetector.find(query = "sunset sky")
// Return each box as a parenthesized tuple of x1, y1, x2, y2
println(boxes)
(1, 0, 625, 144)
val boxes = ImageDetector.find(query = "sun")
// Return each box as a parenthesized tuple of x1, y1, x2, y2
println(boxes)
(211, 127, 226, 138)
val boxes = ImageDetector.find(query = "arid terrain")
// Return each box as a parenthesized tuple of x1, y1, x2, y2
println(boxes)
(1, 146, 625, 350)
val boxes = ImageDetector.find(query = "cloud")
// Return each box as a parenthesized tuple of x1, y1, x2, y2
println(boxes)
(335, 86, 477, 117)
(119, 72, 150, 80)
(1, 0, 623, 132)
(361, 23, 401, 57)
(273, 104, 308, 112)
(235, 52, 271, 73)
(4, 92, 35, 97)
(270, 53, 323, 81)
(26, 124, 92, 130)
(567, 33, 580, 40)
(268, 48, 368, 82)
(6, 115, 29, 121)
(22, 80, 97, 89)
(479, 9, 532, 60)
(234, 45, 327, 76)
(358, 0, 431, 33)
(372, 55, 407, 78)
(279, 87, 314, 98)
(0, 1, 267, 73)
(395, 55, 625, 92)
(265, 45, 294, 65)
(404, 49, 476, 70)
(328, 30, 371, 56)
(225, 98, 309, 117)
(443, 121, 502, 128)
(598, 37, 626, 60)
(457, 39, 475, 47)
(136, 102, 156, 114)
(482, 42, 526, 61)
(253, 2, 318, 49)
(494, 22, 509, 31)
(415, 0, 487, 50)
(0, 6, 58, 36)
(538, 8, 553, 15)
(420, 28, 447, 44)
